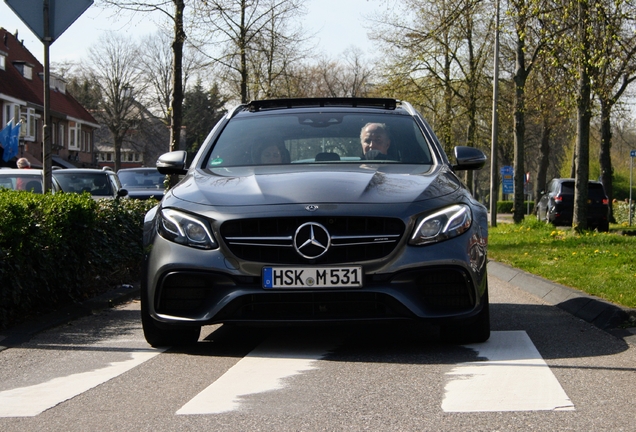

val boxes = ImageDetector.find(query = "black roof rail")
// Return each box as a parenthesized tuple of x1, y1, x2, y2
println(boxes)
(227, 103, 248, 119)
(247, 98, 398, 112)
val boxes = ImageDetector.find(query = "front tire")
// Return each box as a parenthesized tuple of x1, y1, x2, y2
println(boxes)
(441, 290, 490, 344)
(141, 295, 201, 347)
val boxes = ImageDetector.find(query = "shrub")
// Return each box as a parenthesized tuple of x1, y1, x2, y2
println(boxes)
(0, 190, 157, 330)
(613, 201, 636, 226)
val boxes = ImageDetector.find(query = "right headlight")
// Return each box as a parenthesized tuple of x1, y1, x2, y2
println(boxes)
(157, 208, 217, 249)
(409, 204, 472, 246)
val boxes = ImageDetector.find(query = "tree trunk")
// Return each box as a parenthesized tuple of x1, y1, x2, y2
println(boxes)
(114, 135, 123, 172)
(240, 0, 248, 103)
(534, 116, 551, 213)
(599, 101, 614, 222)
(170, 0, 185, 154)
(512, 26, 528, 224)
(573, 0, 591, 232)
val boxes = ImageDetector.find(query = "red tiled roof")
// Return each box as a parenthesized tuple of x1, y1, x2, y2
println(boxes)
(0, 28, 97, 125)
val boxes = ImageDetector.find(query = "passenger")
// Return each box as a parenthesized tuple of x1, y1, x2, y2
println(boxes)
(360, 123, 391, 160)
(17, 158, 31, 169)
(260, 145, 282, 164)
(16, 157, 31, 189)
(254, 142, 290, 164)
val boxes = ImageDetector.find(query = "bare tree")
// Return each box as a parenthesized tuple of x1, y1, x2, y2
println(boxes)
(368, 0, 494, 159)
(86, 32, 148, 172)
(590, 0, 636, 222)
(507, 0, 548, 222)
(191, 0, 307, 103)
(139, 31, 207, 122)
(99, 0, 188, 161)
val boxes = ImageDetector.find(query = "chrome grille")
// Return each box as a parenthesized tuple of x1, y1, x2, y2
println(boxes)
(221, 217, 405, 264)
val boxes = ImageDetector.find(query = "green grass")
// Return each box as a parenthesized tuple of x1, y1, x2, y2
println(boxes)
(488, 218, 636, 308)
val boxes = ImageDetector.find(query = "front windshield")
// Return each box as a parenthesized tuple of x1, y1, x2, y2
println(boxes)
(204, 112, 434, 168)
(53, 172, 112, 196)
(118, 170, 166, 189)
(0, 174, 43, 192)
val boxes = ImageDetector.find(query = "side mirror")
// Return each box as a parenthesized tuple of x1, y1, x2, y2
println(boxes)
(157, 151, 188, 175)
(452, 146, 487, 170)
(117, 188, 128, 198)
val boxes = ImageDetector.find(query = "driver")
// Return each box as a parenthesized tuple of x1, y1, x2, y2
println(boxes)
(360, 123, 391, 160)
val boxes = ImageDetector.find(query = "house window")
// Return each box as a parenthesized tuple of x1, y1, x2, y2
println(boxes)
(58, 124, 65, 148)
(0, 53, 5, 70)
(68, 121, 80, 150)
(84, 132, 91, 153)
(106, 153, 112, 161)
(4, 103, 19, 126)
(23, 65, 32, 80)
(51, 122, 57, 146)
(20, 108, 37, 140)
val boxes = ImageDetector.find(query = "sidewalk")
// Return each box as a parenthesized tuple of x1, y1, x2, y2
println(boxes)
(0, 284, 140, 351)
(488, 261, 636, 345)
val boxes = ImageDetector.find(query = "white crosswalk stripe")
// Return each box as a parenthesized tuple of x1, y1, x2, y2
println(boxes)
(442, 331, 575, 412)
(177, 337, 337, 415)
(0, 348, 165, 417)
(0, 331, 573, 417)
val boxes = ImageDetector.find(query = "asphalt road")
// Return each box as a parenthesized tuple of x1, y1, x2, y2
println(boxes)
(0, 264, 635, 431)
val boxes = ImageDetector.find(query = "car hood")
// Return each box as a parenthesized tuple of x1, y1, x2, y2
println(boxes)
(168, 164, 462, 206)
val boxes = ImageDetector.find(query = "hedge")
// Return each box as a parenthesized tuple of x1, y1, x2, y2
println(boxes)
(0, 190, 157, 331)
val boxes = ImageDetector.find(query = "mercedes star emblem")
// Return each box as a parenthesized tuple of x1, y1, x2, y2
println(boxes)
(294, 222, 330, 259)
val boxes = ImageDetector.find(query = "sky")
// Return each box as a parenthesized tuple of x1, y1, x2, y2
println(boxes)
(0, 0, 381, 65)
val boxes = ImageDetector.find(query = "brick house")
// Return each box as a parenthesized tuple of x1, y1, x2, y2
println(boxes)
(93, 100, 172, 170)
(0, 28, 99, 168)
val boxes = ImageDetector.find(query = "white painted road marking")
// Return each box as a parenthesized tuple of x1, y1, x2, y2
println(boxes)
(177, 337, 335, 415)
(442, 331, 575, 412)
(0, 349, 165, 417)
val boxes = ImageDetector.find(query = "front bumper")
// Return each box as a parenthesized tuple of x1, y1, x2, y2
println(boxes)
(143, 221, 488, 326)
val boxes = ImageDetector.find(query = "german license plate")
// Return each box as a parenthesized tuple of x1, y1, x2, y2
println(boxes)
(262, 266, 362, 288)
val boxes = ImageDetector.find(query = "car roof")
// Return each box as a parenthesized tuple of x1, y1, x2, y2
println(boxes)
(231, 98, 416, 119)
(117, 167, 158, 172)
(53, 169, 112, 174)
(0, 169, 43, 174)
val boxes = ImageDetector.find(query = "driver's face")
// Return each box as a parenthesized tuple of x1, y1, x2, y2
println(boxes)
(360, 125, 390, 155)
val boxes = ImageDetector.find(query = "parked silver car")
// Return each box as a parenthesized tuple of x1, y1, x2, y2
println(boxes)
(141, 98, 489, 347)
(0, 168, 48, 193)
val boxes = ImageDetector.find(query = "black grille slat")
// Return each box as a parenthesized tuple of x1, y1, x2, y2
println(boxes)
(224, 292, 408, 320)
(415, 269, 474, 311)
(221, 217, 405, 264)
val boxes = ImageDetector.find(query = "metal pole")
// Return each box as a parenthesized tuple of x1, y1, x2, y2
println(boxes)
(489, 0, 500, 227)
(42, 0, 52, 192)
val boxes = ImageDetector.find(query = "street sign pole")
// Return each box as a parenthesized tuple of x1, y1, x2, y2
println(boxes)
(43, 0, 52, 192)
(4, 0, 93, 191)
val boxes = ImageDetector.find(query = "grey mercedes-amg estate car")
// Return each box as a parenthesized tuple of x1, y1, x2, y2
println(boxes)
(141, 98, 489, 346)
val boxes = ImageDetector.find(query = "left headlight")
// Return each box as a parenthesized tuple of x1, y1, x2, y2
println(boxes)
(157, 208, 217, 249)
(409, 204, 472, 246)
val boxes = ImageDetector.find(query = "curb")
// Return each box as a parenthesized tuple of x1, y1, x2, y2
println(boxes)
(0, 284, 140, 351)
(488, 261, 636, 345)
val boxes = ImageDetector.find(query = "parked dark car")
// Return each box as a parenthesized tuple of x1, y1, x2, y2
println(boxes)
(536, 178, 609, 231)
(52, 168, 128, 201)
(141, 98, 489, 347)
(117, 167, 166, 200)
